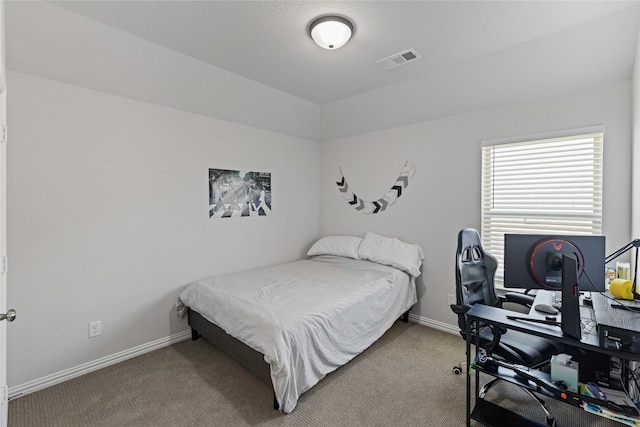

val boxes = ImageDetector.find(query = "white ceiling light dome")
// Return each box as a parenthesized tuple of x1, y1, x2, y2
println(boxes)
(308, 15, 354, 50)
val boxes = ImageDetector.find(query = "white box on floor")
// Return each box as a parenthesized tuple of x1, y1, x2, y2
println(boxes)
(550, 354, 579, 393)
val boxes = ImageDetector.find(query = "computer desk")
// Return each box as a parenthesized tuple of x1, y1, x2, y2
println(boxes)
(464, 290, 640, 427)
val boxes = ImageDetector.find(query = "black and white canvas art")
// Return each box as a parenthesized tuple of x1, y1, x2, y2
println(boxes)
(209, 168, 272, 218)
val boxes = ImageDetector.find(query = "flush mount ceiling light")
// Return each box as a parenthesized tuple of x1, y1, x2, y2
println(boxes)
(308, 15, 354, 50)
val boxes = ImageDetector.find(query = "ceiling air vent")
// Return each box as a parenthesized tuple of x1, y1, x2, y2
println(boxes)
(376, 49, 421, 71)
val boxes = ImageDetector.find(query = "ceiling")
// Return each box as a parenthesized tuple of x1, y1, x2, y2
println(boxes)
(49, 0, 640, 106)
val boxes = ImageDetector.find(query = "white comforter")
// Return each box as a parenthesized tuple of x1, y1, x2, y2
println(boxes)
(177, 255, 417, 413)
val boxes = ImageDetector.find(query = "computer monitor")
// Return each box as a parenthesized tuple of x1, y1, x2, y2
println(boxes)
(504, 234, 605, 292)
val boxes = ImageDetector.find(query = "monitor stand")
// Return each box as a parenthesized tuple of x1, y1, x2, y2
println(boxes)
(561, 253, 582, 340)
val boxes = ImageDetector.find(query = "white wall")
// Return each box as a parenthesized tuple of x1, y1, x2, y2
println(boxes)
(6, 72, 320, 388)
(632, 13, 640, 241)
(320, 81, 632, 328)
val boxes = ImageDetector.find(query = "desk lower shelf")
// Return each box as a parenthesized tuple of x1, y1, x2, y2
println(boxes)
(471, 359, 640, 426)
(473, 364, 581, 407)
(471, 398, 548, 427)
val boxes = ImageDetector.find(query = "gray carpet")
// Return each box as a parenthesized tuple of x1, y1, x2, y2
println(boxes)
(8, 322, 621, 426)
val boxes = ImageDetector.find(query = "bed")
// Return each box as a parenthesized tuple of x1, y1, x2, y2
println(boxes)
(177, 232, 423, 413)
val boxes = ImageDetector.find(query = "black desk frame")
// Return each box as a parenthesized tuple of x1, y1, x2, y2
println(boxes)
(465, 303, 639, 427)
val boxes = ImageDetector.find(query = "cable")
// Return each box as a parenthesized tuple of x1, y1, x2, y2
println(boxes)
(627, 368, 640, 403)
(580, 267, 640, 314)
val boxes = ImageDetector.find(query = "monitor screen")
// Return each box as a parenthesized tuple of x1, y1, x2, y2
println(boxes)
(503, 234, 605, 291)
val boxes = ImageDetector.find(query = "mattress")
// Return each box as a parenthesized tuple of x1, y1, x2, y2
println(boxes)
(177, 254, 417, 412)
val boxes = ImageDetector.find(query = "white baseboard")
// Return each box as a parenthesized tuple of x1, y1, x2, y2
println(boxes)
(408, 313, 460, 335)
(8, 330, 192, 400)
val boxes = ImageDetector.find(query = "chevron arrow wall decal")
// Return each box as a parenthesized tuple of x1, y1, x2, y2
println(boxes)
(336, 162, 415, 214)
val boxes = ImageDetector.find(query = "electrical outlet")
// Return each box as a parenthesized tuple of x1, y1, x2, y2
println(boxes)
(448, 294, 456, 305)
(89, 321, 102, 338)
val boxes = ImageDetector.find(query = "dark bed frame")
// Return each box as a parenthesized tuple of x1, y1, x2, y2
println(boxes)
(188, 308, 410, 410)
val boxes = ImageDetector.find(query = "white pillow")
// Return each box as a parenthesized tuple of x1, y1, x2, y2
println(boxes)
(358, 231, 424, 277)
(307, 236, 362, 260)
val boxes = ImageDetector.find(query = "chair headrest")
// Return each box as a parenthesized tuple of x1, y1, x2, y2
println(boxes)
(458, 228, 481, 249)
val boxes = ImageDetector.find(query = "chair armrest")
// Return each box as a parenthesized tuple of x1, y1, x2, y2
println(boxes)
(500, 292, 535, 308)
(450, 304, 470, 315)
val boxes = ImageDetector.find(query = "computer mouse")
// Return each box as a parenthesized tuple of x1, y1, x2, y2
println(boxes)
(534, 304, 559, 314)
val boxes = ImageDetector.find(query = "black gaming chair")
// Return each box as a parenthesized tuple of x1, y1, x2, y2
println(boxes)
(450, 228, 562, 426)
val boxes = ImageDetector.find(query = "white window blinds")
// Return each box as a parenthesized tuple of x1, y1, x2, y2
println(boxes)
(481, 131, 603, 282)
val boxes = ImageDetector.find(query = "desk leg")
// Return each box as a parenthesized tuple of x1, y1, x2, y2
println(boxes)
(466, 318, 473, 427)
(475, 323, 480, 401)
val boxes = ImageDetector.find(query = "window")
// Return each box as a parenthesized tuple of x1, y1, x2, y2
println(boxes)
(481, 129, 603, 283)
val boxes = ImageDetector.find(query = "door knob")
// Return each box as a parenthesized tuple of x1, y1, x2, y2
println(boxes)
(0, 309, 16, 322)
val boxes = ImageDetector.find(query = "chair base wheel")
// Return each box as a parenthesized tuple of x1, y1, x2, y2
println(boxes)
(452, 361, 466, 375)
